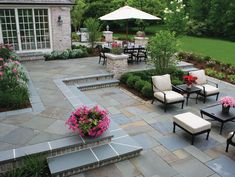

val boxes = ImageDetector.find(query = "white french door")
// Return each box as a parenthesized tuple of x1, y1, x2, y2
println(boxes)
(0, 8, 51, 52)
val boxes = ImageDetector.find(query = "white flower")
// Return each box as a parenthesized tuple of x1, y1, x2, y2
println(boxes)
(176, 8, 180, 12)
(178, 0, 182, 3)
(164, 17, 166, 20)
(170, 1, 173, 4)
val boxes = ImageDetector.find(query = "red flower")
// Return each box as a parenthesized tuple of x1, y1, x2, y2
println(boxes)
(183, 75, 197, 86)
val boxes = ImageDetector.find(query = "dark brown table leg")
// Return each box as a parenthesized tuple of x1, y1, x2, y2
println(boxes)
(220, 122, 224, 135)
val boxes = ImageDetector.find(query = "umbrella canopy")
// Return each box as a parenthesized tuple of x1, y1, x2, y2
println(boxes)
(99, 5, 161, 20)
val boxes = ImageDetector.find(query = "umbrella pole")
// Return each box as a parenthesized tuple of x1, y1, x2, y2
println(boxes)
(126, 19, 128, 41)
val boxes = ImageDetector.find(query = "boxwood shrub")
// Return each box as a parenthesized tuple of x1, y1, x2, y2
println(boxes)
(126, 75, 141, 88)
(134, 80, 149, 92)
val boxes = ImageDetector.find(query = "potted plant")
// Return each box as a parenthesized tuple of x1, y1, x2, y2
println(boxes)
(66, 105, 110, 137)
(111, 42, 123, 55)
(183, 75, 197, 89)
(136, 31, 145, 38)
(219, 97, 235, 114)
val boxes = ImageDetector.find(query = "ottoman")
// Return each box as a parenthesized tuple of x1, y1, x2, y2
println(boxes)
(173, 112, 211, 145)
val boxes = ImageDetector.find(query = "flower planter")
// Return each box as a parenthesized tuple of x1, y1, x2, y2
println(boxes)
(222, 105, 230, 114)
(134, 36, 149, 47)
(106, 53, 128, 79)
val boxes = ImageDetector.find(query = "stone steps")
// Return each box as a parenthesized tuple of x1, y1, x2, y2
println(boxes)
(47, 136, 142, 177)
(177, 61, 198, 73)
(76, 79, 120, 91)
(63, 73, 115, 85)
(0, 132, 112, 174)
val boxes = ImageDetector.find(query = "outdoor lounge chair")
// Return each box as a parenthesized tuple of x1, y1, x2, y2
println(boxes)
(151, 74, 185, 112)
(189, 70, 219, 103)
(226, 131, 235, 152)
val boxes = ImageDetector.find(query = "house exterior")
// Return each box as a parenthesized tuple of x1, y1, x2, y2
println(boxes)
(0, 0, 74, 56)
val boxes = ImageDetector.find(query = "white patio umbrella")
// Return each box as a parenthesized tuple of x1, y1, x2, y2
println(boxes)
(99, 5, 161, 39)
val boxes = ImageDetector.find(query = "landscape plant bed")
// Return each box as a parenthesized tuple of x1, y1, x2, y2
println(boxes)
(178, 52, 235, 84)
(120, 68, 185, 100)
(0, 100, 31, 113)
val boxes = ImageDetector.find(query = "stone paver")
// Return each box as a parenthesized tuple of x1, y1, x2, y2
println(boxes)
(1, 57, 235, 176)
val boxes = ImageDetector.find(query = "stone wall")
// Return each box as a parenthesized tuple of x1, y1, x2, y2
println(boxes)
(50, 7, 72, 51)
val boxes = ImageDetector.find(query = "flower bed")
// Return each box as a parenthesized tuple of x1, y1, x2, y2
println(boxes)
(0, 44, 30, 111)
(120, 68, 185, 99)
(178, 51, 235, 84)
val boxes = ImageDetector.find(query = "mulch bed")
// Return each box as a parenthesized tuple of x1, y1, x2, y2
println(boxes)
(0, 100, 31, 113)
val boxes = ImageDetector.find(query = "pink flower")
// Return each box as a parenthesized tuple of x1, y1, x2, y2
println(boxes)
(0, 58, 3, 61)
(0, 72, 3, 76)
(3, 63, 8, 67)
(219, 97, 235, 107)
(12, 68, 17, 73)
(14, 61, 20, 65)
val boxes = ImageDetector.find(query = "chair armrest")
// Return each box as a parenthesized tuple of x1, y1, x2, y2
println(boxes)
(207, 80, 218, 88)
(229, 131, 235, 140)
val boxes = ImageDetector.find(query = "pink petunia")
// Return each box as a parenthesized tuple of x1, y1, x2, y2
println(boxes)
(0, 72, 3, 76)
(12, 68, 17, 73)
(0, 58, 3, 61)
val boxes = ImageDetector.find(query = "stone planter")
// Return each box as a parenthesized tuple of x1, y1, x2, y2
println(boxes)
(134, 36, 149, 47)
(106, 53, 128, 79)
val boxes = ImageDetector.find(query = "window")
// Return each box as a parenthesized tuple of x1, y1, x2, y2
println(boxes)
(0, 8, 51, 51)
(0, 9, 19, 50)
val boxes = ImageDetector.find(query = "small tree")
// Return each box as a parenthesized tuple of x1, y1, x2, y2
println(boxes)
(147, 30, 178, 73)
(84, 18, 101, 52)
(164, 0, 188, 36)
(71, 0, 86, 32)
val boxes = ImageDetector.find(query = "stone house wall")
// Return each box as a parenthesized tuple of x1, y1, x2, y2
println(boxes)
(50, 6, 72, 51)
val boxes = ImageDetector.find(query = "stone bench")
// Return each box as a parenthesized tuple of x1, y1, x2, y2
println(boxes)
(173, 112, 211, 145)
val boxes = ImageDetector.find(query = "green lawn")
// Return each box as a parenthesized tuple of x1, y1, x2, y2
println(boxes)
(179, 36, 235, 66)
(113, 24, 235, 66)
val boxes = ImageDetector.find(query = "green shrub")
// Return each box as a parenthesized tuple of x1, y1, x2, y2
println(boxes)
(134, 80, 148, 92)
(228, 75, 235, 84)
(171, 77, 184, 85)
(120, 73, 133, 84)
(216, 72, 225, 79)
(72, 32, 79, 41)
(205, 68, 217, 76)
(126, 76, 141, 88)
(61, 50, 69, 59)
(0, 85, 29, 109)
(141, 83, 153, 99)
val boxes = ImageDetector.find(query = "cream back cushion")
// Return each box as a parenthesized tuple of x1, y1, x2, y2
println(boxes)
(152, 74, 172, 92)
(189, 70, 207, 85)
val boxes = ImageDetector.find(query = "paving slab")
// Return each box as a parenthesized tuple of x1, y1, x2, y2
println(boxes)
(131, 150, 178, 177)
(2, 127, 37, 145)
(131, 133, 160, 150)
(172, 158, 214, 177)
(206, 155, 235, 177)
(45, 120, 72, 135)
(115, 160, 142, 177)
(184, 145, 212, 163)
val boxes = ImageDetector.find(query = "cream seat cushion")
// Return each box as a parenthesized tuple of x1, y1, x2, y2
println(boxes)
(228, 132, 235, 142)
(154, 91, 184, 103)
(152, 74, 172, 92)
(189, 70, 207, 85)
(173, 112, 211, 134)
(195, 84, 219, 95)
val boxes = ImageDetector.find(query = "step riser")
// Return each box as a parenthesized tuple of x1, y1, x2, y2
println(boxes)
(52, 151, 141, 177)
(79, 83, 119, 91)
(65, 76, 114, 86)
(0, 137, 112, 174)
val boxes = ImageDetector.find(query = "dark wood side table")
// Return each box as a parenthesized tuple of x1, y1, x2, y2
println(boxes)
(176, 84, 201, 106)
(200, 104, 235, 134)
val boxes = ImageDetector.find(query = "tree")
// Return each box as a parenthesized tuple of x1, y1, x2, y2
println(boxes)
(84, 18, 102, 51)
(224, 1, 235, 41)
(147, 30, 178, 73)
(164, 0, 189, 36)
(71, 0, 86, 31)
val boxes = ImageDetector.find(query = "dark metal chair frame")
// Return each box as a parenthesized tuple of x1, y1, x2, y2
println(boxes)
(226, 131, 235, 152)
(123, 48, 135, 62)
(98, 45, 110, 65)
(173, 122, 210, 145)
(132, 47, 147, 62)
(151, 79, 185, 112)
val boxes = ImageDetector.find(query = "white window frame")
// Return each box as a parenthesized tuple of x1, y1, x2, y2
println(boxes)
(0, 7, 53, 53)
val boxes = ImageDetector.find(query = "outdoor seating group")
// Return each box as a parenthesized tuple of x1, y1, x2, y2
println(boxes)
(151, 70, 234, 150)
